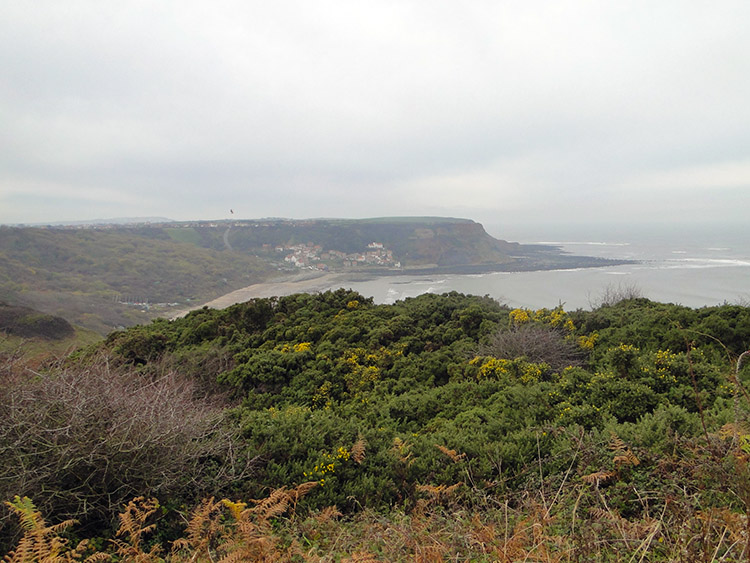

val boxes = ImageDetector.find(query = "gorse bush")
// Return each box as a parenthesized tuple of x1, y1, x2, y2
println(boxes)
(91, 293, 749, 508)
(3, 290, 750, 558)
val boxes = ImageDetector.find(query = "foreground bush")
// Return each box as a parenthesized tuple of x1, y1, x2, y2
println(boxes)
(0, 353, 255, 550)
(4, 292, 750, 559)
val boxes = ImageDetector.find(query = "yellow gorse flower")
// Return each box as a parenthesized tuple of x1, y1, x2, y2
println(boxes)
(578, 333, 598, 350)
(304, 446, 353, 485)
(509, 308, 531, 325)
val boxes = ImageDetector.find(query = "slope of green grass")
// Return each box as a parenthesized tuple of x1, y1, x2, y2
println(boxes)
(164, 226, 203, 245)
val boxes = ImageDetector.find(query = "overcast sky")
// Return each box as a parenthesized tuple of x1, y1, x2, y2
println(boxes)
(1, 1, 749, 230)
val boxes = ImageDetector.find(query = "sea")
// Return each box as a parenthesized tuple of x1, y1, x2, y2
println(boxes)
(327, 223, 750, 310)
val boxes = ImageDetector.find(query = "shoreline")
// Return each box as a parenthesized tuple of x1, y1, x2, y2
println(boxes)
(170, 271, 354, 318)
(170, 257, 636, 319)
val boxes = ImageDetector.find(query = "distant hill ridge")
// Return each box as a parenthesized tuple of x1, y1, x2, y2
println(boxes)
(14, 216, 533, 267)
(13, 217, 174, 227)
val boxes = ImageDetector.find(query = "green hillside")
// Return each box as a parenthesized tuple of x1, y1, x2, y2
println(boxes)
(0, 226, 269, 333)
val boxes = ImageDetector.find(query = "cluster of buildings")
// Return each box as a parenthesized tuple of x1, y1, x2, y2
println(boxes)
(278, 242, 400, 270)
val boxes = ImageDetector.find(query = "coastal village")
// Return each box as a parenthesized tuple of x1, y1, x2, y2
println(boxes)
(276, 241, 401, 270)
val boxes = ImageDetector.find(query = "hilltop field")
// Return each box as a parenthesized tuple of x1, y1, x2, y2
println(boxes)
(2, 290, 750, 560)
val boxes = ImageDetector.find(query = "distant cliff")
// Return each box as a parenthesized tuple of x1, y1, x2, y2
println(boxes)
(181, 217, 626, 272)
(209, 217, 517, 267)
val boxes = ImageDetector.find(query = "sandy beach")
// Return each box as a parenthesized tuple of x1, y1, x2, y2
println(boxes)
(171, 272, 354, 318)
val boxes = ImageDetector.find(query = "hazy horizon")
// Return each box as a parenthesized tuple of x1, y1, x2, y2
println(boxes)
(2, 2, 748, 227)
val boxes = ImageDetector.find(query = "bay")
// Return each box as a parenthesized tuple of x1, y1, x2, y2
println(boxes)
(322, 223, 750, 310)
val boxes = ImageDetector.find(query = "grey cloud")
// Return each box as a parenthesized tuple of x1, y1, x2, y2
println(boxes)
(1, 1, 749, 225)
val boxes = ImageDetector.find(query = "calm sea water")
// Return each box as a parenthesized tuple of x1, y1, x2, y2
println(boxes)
(324, 223, 750, 310)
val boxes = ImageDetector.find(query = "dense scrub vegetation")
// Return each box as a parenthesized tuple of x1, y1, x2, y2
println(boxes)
(3, 291, 750, 560)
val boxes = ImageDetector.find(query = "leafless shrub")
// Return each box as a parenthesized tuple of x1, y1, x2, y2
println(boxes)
(588, 281, 644, 309)
(0, 351, 256, 544)
(479, 324, 585, 371)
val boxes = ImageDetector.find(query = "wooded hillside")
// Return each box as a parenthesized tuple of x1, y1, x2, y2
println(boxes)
(0, 226, 269, 333)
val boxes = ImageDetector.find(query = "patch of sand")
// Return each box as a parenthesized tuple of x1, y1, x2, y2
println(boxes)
(170, 272, 352, 319)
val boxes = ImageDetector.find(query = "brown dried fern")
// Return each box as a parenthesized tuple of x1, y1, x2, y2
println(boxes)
(610, 435, 639, 468)
(491, 505, 563, 563)
(391, 437, 413, 467)
(341, 551, 380, 563)
(313, 505, 342, 525)
(416, 483, 463, 504)
(581, 470, 616, 485)
(351, 435, 367, 464)
(434, 444, 467, 463)
(2, 496, 102, 563)
(582, 435, 639, 487)
(171, 497, 224, 561)
(216, 482, 317, 562)
(109, 497, 161, 562)
(251, 487, 292, 523)
(697, 508, 747, 545)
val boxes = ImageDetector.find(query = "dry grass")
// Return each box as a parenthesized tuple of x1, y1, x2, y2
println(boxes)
(4, 481, 750, 562)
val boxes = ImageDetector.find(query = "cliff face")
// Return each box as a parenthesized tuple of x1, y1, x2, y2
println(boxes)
(213, 217, 522, 267)
(386, 220, 520, 266)
(214, 217, 630, 272)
